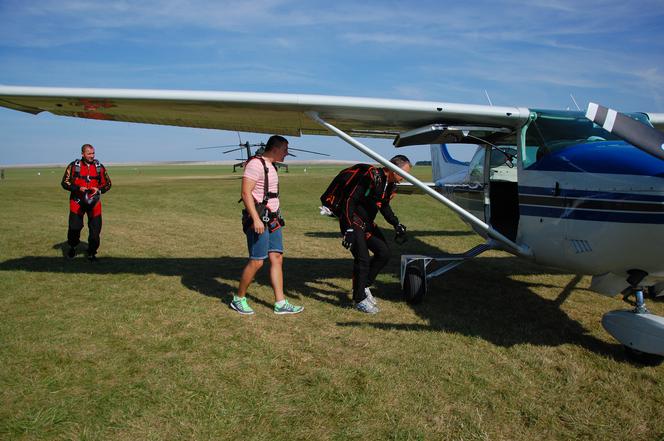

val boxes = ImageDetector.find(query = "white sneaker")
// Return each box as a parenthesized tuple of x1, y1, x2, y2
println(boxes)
(364, 287, 377, 306)
(319, 206, 334, 216)
(356, 298, 379, 314)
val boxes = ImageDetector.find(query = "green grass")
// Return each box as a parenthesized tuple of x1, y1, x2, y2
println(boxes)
(0, 164, 663, 440)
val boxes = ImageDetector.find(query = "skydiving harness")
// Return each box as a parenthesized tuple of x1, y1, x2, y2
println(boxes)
(72, 159, 103, 206)
(240, 156, 285, 233)
(73, 159, 103, 183)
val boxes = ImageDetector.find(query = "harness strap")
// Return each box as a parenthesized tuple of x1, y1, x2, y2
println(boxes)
(237, 155, 280, 206)
(251, 155, 279, 204)
(258, 156, 269, 204)
(73, 159, 102, 182)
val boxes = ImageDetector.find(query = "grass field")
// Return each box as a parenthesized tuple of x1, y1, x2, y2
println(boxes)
(1, 163, 663, 440)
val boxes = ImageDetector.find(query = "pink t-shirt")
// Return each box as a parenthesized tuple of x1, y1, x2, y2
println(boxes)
(243, 157, 279, 212)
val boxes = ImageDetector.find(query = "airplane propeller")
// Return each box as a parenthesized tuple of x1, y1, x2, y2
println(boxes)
(586, 102, 664, 161)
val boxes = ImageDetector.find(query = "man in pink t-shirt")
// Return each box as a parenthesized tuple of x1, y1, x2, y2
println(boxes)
(230, 135, 304, 315)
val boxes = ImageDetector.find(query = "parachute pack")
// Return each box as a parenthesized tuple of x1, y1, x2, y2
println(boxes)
(319, 163, 380, 217)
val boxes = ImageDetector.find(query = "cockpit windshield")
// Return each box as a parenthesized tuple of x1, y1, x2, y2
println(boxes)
(523, 109, 652, 167)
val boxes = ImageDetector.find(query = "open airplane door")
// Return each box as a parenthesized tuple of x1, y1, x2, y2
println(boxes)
(395, 124, 514, 232)
(390, 123, 523, 303)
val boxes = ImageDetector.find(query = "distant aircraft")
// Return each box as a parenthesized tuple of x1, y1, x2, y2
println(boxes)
(0, 86, 662, 361)
(197, 140, 329, 172)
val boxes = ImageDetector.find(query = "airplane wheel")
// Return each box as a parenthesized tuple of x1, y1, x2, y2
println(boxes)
(624, 346, 663, 366)
(403, 265, 425, 304)
(646, 286, 662, 301)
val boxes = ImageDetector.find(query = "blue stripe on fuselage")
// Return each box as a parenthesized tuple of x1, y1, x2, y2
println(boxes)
(520, 205, 664, 224)
(519, 186, 664, 202)
(519, 185, 664, 224)
(526, 141, 664, 176)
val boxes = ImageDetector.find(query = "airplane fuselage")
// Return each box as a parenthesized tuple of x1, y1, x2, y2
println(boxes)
(437, 110, 664, 294)
(519, 144, 664, 279)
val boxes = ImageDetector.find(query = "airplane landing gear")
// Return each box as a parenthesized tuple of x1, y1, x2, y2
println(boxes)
(403, 263, 426, 304)
(400, 245, 492, 305)
(602, 277, 664, 363)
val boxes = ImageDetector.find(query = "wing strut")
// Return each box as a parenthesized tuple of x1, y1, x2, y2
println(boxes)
(305, 111, 532, 257)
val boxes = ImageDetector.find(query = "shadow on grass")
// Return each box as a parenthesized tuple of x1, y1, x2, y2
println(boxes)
(338, 263, 630, 362)
(305, 229, 475, 239)
(1, 243, 638, 364)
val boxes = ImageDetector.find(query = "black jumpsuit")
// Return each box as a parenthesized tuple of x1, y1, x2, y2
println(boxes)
(340, 167, 400, 303)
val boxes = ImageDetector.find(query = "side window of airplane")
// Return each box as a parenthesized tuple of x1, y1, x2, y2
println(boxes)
(489, 146, 518, 182)
(489, 146, 516, 168)
(467, 148, 486, 184)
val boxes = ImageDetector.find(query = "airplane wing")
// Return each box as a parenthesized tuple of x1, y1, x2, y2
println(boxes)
(0, 86, 529, 139)
(0, 85, 535, 256)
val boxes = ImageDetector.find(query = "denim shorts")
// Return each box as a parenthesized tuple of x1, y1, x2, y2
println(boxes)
(246, 227, 283, 260)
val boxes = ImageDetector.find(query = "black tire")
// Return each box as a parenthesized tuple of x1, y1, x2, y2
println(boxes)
(646, 286, 662, 301)
(403, 265, 426, 304)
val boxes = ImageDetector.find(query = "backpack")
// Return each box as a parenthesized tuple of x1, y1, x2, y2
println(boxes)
(319, 164, 380, 217)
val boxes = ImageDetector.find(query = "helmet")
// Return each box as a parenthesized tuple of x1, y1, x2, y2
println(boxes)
(82, 191, 100, 206)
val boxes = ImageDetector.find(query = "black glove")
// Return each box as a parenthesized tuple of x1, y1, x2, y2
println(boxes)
(342, 229, 355, 250)
(394, 223, 407, 244)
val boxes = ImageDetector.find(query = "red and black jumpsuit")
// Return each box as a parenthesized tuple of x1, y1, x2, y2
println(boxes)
(340, 167, 400, 303)
(61, 159, 112, 256)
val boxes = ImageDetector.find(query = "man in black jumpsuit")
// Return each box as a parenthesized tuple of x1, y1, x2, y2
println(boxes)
(339, 155, 411, 313)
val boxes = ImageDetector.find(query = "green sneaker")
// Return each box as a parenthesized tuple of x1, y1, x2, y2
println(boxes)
(230, 296, 254, 315)
(274, 300, 304, 315)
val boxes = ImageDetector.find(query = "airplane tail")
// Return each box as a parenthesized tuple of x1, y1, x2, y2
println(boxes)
(430, 144, 473, 184)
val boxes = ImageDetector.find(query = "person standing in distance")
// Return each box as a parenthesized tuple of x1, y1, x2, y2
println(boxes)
(61, 144, 112, 261)
(231, 135, 304, 315)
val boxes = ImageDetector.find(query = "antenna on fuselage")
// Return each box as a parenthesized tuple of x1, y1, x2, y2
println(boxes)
(484, 90, 493, 107)
(570, 94, 581, 111)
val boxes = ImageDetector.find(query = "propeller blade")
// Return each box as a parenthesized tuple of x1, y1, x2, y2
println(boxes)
(586, 103, 664, 161)
(222, 146, 245, 154)
(289, 147, 331, 157)
(195, 144, 243, 151)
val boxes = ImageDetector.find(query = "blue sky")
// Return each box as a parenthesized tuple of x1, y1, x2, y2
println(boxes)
(1, 0, 663, 165)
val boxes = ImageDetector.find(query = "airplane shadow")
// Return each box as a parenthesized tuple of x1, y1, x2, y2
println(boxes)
(305, 229, 475, 239)
(337, 260, 625, 358)
(1, 239, 634, 363)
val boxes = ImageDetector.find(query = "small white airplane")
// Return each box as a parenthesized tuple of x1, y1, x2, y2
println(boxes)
(1, 85, 663, 360)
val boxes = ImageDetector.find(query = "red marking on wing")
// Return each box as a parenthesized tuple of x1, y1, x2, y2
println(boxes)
(76, 111, 115, 120)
